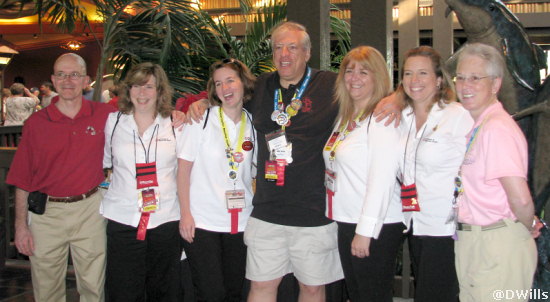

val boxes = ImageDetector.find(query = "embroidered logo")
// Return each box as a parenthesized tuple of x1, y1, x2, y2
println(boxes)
(85, 126, 97, 135)
(301, 97, 312, 113)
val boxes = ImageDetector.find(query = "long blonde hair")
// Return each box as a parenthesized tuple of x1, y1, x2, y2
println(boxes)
(334, 46, 392, 126)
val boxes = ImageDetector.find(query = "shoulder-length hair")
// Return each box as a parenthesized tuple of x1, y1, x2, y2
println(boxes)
(334, 46, 391, 125)
(207, 58, 255, 106)
(118, 62, 174, 118)
(395, 46, 455, 111)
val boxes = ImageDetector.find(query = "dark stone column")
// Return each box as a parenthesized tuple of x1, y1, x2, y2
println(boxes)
(398, 0, 419, 70)
(351, 0, 394, 81)
(287, 0, 331, 70)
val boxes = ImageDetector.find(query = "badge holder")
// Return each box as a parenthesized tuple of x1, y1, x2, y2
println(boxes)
(226, 189, 246, 234)
(136, 162, 161, 240)
(265, 130, 292, 185)
(401, 183, 420, 212)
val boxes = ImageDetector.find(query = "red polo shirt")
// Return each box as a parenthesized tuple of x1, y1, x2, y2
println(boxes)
(7, 98, 116, 196)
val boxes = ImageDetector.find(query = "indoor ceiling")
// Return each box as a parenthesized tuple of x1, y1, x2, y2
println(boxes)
(0, 0, 103, 51)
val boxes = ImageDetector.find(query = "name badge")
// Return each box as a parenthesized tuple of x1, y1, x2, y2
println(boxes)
(226, 189, 246, 209)
(266, 130, 293, 163)
(325, 169, 337, 193)
(139, 188, 160, 213)
(266, 129, 287, 151)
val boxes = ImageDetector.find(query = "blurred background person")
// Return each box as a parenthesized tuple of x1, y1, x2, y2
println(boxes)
(177, 58, 256, 302)
(4, 83, 39, 125)
(107, 84, 120, 109)
(394, 46, 473, 302)
(102, 62, 182, 301)
(30, 87, 41, 98)
(39, 81, 57, 108)
(1, 87, 11, 124)
(454, 43, 538, 302)
(323, 46, 404, 302)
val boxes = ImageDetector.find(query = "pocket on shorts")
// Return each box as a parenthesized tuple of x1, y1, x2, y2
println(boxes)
(310, 222, 339, 254)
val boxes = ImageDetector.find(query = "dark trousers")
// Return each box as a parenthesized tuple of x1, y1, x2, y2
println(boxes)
(409, 234, 459, 302)
(105, 220, 180, 302)
(182, 228, 247, 302)
(337, 222, 405, 302)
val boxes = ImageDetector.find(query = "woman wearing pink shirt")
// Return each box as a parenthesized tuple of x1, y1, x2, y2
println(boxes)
(454, 43, 538, 302)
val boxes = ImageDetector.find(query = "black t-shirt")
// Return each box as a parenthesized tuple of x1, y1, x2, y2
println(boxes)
(250, 68, 338, 227)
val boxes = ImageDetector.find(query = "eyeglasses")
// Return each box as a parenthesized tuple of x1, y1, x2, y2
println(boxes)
(453, 75, 492, 84)
(53, 72, 86, 80)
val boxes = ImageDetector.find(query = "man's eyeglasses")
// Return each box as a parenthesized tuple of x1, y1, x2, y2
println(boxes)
(453, 75, 492, 84)
(53, 72, 86, 80)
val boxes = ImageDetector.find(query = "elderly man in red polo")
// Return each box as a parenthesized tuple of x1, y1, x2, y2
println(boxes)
(7, 53, 115, 301)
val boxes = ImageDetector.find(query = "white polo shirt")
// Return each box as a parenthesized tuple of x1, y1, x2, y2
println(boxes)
(399, 102, 474, 236)
(178, 106, 256, 233)
(323, 115, 403, 239)
(101, 112, 182, 228)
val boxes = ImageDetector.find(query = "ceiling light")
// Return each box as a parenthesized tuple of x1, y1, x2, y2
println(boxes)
(61, 40, 84, 51)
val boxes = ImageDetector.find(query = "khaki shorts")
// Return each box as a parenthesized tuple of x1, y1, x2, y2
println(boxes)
(244, 217, 344, 286)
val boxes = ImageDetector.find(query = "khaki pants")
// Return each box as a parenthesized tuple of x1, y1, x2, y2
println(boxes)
(455, 219, 537, 302)
(29, 191, 107, 302)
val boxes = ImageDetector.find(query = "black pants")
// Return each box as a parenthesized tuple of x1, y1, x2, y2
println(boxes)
(337, 222, 405, 302)
(182, 228, 247, 302)
(409, 234, 459, 302)
(105, 220, 180, 302)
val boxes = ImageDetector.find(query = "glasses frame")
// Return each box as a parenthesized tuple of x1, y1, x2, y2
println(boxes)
(453, 75, 493, 84)
(53, 72, 86, 81)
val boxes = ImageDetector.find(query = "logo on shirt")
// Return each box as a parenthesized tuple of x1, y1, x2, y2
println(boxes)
(301, 97, 312, 113)
(85, 126, 97, 135)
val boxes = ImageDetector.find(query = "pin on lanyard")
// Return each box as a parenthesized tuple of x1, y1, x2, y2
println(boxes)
(272, 67, 312, 130)
(327, 111, 366, 162)
(219, 107, 247, 183)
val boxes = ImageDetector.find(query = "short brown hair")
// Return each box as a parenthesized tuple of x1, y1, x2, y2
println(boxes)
(10, 83, 25, 95)
(206, 59, 255, 106)
(118, 62, 174, 117)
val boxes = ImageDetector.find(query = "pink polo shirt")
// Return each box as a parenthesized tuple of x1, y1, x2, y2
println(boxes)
(457, 101, 528, 226)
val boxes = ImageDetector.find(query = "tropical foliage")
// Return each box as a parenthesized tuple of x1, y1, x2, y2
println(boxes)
(13, 0, 350, 99)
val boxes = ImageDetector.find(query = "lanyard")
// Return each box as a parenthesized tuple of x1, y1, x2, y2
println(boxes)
(272, 67, 312, 130)
(465, 123, 483, 154)
(454, 116, 489, 199)
(219, 107, 247, 174)
(133, 124, 159, 164)
(326, 111, 366, 161)
(402, 115, 428, 184)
